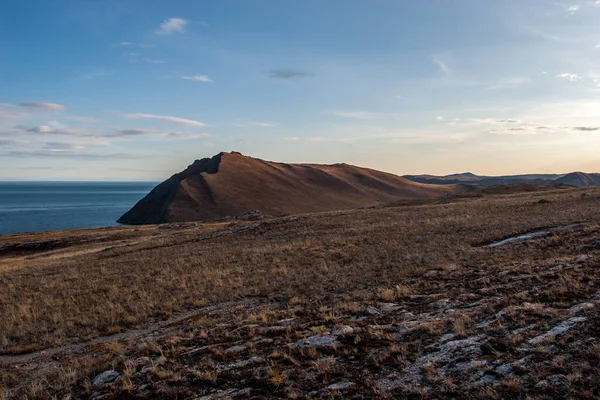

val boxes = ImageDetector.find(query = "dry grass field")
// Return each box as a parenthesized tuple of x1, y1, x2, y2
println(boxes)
(1, 186, 600, 399)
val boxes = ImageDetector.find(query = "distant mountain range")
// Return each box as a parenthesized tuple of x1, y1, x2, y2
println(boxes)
(403, 172, 600, 187)
(119, 152, 458, 225)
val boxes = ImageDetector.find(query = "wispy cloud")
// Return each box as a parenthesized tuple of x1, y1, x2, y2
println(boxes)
(228, 122, 277, 127)
(182, 75, 213, 82)
(555, 73, 581, 82)
(572, 126, 600, 131)
(267, 69, 311, 79)
(112, 128, 210, 138)
(27, 126, 86, 135)
(19, 102, 66, 111)
(43, 142, 86, 151)
(80, 69, 108, 80)
(432, 55, 452, 76)
(121, 113, 206, 127)
(249, 121, 277, 127)
(0, 150, 149, 160)
(329, 110, 383, 120)
(116, 42, 155, 48)
(142, 58, 165, 64)
(156, 17, 188, 35)
(566, 5, 580, 14)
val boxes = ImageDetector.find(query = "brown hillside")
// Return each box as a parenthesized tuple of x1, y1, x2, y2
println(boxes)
(118, 151, 456, 224)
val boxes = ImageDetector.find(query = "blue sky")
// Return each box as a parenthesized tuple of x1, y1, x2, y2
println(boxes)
(2, 0, 600, 180)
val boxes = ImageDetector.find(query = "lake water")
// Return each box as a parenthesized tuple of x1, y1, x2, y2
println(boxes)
(0, 182, 157, 236)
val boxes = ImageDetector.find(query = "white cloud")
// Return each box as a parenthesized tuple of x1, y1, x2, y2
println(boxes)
(19, 102, 66, 111)
(284, 137, 299, 141)
(228, 122, 278, 127)
(182, 75, 213, 83)
(432, 55, 452, 76)
(113, 128, 210, 138)
(566, 5, 580, 14)
(156, 18, 188, 35)
(249, 121, 277, 127)
(485, 77, 530, 90)
(555, 73, 582, 82)
(117, 42, 154, 48)
(142, 58, 165, 64)
(330, 110, 382, 120)
(27, 125, 52, 133)
(122, 113, 206, 127)
(81, 69, 108, 80)
(27, 126, 87, 135)
(436, 116, 444, 121)
(595, 44, 600, 49)
(43, 142, 86, 151)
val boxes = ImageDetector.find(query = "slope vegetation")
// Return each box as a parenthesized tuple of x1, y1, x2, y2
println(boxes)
(119, 152, 455, 224)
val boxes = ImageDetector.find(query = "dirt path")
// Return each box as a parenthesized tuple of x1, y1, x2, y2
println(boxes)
(0, 298, 260, 365)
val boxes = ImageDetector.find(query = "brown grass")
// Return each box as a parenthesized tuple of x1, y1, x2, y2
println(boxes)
(1, 186, 600, 399)
(0, 186, 598, 352)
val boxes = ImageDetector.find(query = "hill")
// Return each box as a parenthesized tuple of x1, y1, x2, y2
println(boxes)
(552, 171, 600, 187)
(118, 152, 456, 224)
(403, 173, 563, 186)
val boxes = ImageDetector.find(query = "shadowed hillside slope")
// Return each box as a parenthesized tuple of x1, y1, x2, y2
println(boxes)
(118, 152, 456, 224)
(552, 172, 600, 187)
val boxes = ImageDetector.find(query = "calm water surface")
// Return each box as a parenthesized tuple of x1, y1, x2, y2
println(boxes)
(0, 182, 157, 235)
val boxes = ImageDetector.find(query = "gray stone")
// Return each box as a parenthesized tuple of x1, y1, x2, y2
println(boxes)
(366, 306, 381, 315)
(295, 334, 339, 348)
(92, 370, 119, 386)
(567, 303, 595, 316)
(527, 317, 586, 345)
(331, 326, 354, 336)
(439, 333, 456, 343)
(225, 345, 248, 354)
(326, 382, 355, 391)
(380, 303, 401, 313)
(218, 357, 263, 372)
(195, 388, 252, 399)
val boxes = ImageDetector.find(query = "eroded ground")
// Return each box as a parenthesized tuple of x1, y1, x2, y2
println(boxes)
(1, 187, 600, 399)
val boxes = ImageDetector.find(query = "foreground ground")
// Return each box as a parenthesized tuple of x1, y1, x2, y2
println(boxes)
(1, 186, 599, 399)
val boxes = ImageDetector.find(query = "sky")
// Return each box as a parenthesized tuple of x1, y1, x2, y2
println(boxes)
(2, 0, 600, 180)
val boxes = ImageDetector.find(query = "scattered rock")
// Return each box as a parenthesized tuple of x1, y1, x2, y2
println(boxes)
(429, 298, 451, 310)
(366, 306, 381, 315)
(326, 382, 355, 391)
(225, 345, 248, 354)
(526, 317, 586, 345)
(331, 326, 354, 336)
(377, 334, 487, 391)
(218, 357, 263, 372)
(379, 303, 401, 313)
(294, 335, 338, 348)
(195, 388, 252, 399)
(235, 210, 265, 221)
(92, 370, 119, 386)
(423, 269, 439, 278)
(439, 333, 456, 343)
(567, 303, 595, 316)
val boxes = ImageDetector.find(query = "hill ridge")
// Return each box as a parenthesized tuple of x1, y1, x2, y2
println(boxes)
(118, 151, 455, 224)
